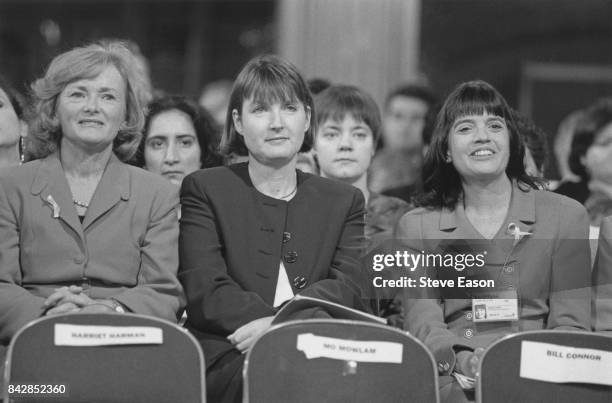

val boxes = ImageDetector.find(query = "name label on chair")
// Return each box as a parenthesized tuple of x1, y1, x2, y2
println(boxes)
(520, 341, 612, 386)
(54, 324, 163, 346)
(296, 333, 403, 363)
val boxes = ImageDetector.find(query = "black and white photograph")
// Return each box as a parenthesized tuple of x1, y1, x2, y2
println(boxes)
(1, 1, 612, 402)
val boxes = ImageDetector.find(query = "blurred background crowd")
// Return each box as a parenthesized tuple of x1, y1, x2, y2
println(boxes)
(2, 0, 612, 176)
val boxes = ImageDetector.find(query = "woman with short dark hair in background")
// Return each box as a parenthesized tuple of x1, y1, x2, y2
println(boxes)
(0, 75, 28, 168)
(0, 41, 184, 346)
(179, 55, 368, 402)
(313, 85, 411, 239)
(312, 84, 411, 324)
(131, 95, 222, 185)
(553, 101, 612, 207)
(396, 80, 591, 402)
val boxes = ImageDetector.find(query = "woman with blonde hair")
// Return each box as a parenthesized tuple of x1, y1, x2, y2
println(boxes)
(0, 40, 184, 346)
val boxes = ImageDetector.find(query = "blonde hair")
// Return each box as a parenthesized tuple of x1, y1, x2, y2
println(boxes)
(28, 40, 150, 161)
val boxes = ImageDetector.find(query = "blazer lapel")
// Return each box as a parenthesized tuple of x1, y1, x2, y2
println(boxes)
(31, 153, 84, 239)
(82, 153, 130, 229)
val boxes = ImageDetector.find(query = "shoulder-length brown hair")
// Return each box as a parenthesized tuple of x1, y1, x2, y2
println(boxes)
(417, 80, 538, 209)
(220, 54, 315, 157)
(28, 40, 150, 161)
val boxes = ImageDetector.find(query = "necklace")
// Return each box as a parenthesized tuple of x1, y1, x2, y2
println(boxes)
(73, 198, 90, 208)
(278, 184, 297, 200)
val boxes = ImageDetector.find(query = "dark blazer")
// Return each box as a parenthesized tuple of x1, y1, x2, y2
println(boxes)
(395, 183, 591, 376)
(179, 163, 367, 366)
(0, 153, 184, 344)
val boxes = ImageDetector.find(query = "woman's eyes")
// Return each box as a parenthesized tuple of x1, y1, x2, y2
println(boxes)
(179, 138, 195, 147)
(148, 139, 165, 149)
(455, 121, 505, 133)
(488, 121, 505, 130)
(66, 91, 117, 101)
(594, 138, 612, 147)
(322, 131, 339, 138)
(284, 103, 298, 112)
(250, 103, 300, 113)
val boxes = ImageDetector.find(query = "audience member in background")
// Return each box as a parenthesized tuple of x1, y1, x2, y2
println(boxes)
(0, 75, 27, 168)
(313, 84, 411, 239)
(312, 84, 411, 325)
(307, 77, 331, 95)
(0, 41, 184, 346)
(199, 79, 233, 129)
(553, 109, 584, 184)
(396, 80, 591, 402)
(571, 100, 612, 231)
(295, 77, 332, 173)
(131, 95, 222, 186)
(554, 109, 594, 204)
(369, 83, 436, 200)
(179, 55, 368, 403)
(510, 108, 549, 180)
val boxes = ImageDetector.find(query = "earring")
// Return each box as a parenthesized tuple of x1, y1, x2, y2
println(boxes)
(19, 137, 25, 164)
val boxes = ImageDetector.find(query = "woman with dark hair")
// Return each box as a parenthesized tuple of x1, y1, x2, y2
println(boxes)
(313, 84, 411, 238)
(558, 99, 612, 226)
(0, 75, 27, 168)
(396, 80, 591, 402)
(132, 95, 222, 185)
(179, 55, 367, 402)
(553, 104, 611, 206)
(0, 41, 184, 343)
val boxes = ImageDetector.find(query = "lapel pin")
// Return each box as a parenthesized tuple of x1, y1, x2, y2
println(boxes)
(507, 222, 531, 246)
(46, 195, 60, 218)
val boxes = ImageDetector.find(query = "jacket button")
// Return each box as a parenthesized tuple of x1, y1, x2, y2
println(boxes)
(464, 329, 473, 338)
(466, 312, 473, 320)
(285, 251, 298, 263)
(282, 232, 291, 243)
(293, 275, 307, 289)
(504, 265, 514, 273)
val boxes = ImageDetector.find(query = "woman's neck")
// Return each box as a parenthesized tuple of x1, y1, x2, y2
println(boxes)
(322, 171, 370, 204)
(0, 143, 21, 169)
(248, 156, 297, 199)
(462, 175, 512, 214)
(60, 138, 112, 178)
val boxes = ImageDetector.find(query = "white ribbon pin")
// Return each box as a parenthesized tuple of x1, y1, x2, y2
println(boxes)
(46, 195, 61, 218)
(507, 222, 531, 246)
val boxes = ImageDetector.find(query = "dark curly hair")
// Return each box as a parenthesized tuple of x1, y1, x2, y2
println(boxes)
(416, 80, 538, 210)
(131, 95, 223, 169)
(568, 98, 612, 181)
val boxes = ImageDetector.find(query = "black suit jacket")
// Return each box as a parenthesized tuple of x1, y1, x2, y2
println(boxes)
(179, 163, 367, 366)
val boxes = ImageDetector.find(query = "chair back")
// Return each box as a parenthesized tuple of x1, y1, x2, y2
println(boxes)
(244, 319, 439, 403)
(3, 313, 205, 403)
(477, 330, 612, 403)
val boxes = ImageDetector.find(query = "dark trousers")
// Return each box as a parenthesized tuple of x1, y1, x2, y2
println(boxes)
(206, 349, 245, 403)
